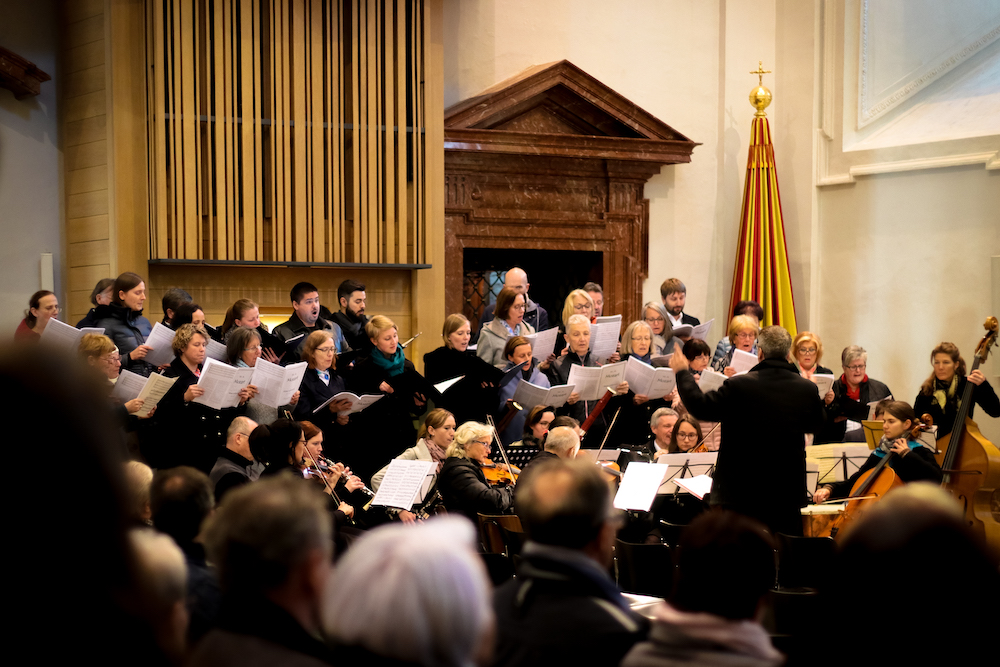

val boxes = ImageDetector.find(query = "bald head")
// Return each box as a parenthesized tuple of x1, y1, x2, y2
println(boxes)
(504, 268, 529, 295)
(515, 460, 611, 554)
(543, 426, 580, 459)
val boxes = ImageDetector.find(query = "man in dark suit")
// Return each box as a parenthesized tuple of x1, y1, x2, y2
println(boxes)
(660, 278, 700, 329)
(669, 325, 825, 535)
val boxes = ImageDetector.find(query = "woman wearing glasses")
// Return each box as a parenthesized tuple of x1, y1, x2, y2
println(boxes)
(293, 330, 353, 451)
(477, 287, 536, 368)
(668, 414, 704, 453)
(614, 320, 675, 447)
(642, 301, 676, 355)
(711, 315, 759, 377)
(824, 345, 893, 442)
(226, 326, 300, 426)
(437, 421, 515, 526)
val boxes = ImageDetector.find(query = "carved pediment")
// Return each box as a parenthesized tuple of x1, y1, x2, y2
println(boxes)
(445, 60, 698, 164)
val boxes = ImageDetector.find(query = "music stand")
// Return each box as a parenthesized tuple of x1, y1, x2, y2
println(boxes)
(654, 452, 718, 495)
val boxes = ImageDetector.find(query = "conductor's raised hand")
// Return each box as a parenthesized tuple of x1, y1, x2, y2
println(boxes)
(668, 342, 689, 373)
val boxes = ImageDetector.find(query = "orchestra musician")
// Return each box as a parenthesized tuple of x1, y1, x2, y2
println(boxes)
(812, 400, 941, 503)
(437, 421, 515, 526)
(667, 414, 703, 453)
(370, 408, 456, 523)
(510, 405, 556, 450)
(913, 342, 1000, 439)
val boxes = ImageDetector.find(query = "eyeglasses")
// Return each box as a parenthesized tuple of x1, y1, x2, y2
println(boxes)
(676, 432, 698, 440)
(244, 345, 262, 352)
(316, 346, 336, 354)
(644, 316, 665, 323)
(472, 440, 490, 447)
(511, 303, 526, 311)
(734, 332, 757, 340)
(845, 364, 866, 372)
(573, 303, 590, 311)
(797, 347, 817, 354)
(631, 336, 652, 342)
(101, 354, 121, 364)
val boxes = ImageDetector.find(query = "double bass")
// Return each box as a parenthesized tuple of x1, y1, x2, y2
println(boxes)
(936, 317, 1000, 551)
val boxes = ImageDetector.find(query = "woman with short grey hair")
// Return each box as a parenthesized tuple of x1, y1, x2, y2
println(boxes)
(821, 344, 892, 443)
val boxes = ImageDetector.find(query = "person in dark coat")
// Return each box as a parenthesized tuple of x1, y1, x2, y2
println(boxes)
(75, 277, 114, 328)
(913, 341, 1000, 439)
(670, 326, 826, 536)
(92, 272, 155, 376)
(328, 279, 372, 355)
(293, 330, 356, 464)
(820, 344, 892, 443)
(493, 459, 648, 667)
(345, 315, 433, 483)
(423, 313, 501, 425)
(151, 324, 253, 473)
(438, 421, 515, 527)
(273, 281, 350, 363)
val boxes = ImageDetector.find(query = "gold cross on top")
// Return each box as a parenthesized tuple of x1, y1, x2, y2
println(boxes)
(750, 61, 772, 85)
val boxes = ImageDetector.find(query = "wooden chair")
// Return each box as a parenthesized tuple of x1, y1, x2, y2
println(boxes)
(614, 538, 672, 598)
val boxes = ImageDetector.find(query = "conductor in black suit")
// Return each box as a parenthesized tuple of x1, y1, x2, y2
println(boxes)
(669, 325, 825, 535)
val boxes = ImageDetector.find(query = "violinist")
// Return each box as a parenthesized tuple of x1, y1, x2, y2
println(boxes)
(543, 314, 629, 447)
(914, 342, 999, 439)
(511, 405, 556, 450)
(667, 414, 704, 453)
(813, 401, 942, 503)
(370, 408, 456, 523)
(437, 421, 515, 526)
(517, 426, 581, 487)
(300, 420, 366, 508)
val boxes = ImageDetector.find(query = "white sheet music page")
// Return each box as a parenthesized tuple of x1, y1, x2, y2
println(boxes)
(39, 318, 86, 350)
(589, 315, 622, 363)
(251, 359, 307, 407)
(729, 349, 759, 375)
(370, 459, 436, 510)
(522, 327, 559, 361)
(194, 358, 254, 410)
(144, 322, 179, 367)
(111, 369, 147, 402)
(613, 462, 670, 512)
(690, 319, 713, 342)
(698, 368, 728, 393)
(135, 373, 178, 417)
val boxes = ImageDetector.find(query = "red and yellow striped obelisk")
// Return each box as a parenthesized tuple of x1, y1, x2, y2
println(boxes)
(729, 61, 798, 336)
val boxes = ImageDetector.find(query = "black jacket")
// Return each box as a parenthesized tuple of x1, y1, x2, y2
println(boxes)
(492, 545, 648, 667)
(543, 351, 630, 447)
(422, 345, 502, 424)
(914, 376, 1000, 439)
(828, 441, 942, 499)
(92, 303, 154, 376)
(438, 456, 514, 526)
(328, 310, 372, 356)
(822, 376, 892, 443)
(676, 358, 825, 535)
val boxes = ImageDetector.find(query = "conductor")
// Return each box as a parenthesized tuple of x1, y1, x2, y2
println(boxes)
(669, 325, 825, 535)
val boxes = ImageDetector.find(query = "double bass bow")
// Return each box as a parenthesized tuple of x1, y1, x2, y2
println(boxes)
(937, 317, 1000, 550)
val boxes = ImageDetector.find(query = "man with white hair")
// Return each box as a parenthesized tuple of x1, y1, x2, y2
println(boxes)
(517, 425, 581, 485)
(478, 267, 550, 333)
(494, 460, 647, 667)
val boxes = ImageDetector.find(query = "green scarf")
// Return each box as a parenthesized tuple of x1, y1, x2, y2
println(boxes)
(932, 375, 960, 412)
(372, 347, 406, 377)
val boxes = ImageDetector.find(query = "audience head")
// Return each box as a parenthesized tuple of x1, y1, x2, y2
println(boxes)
(524, 405, 556, 441)
(669, 414, 703, 453)
(159, 287, 191, 324)
(446, 422, 494, 462)
(128, 528, 189, 663)
(220, 298, 260, 337)
(621, 320, 653, 357)
(290, 281, 321, 326)
(733, 299, 764, 321)
(90, 278, 115, 307)
(24, 289, 58, 329)
(171, 301, 205, 329)
(323, 517, 493, 667)
(225, 326, 262, 367)
(727, 314, 760, 351)
(756, 325, 791, 360)
(365, 315, 399, 356)
(504, 267, 529, 295)
(441, 314, 471, 351)
(337, 279, 367, 319)
(650, 407, 679, 445)
(583, 281, 604, 317)
(516, 460, 616, 564)
(495, 287, 526, 326)
(670, 510, 775, 621)
(171, 324, 208, 366)
(250, 419, 305, 473)
(123, 461, 154, 525)
(150, 466, 215, 546)
(562, 289, 595, 325)
(659, 278, 687, 316)
(564, 313, 591, 356)
(301, 330, 337, 370)
(203, 474, 333, 610)
(642, 301, 671, 339)
(543, 426, 580, 459)
(113, 272, 147, 312)
(792, 331, 824, 370)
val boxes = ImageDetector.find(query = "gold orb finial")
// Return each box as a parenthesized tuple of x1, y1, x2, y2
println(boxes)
(749, 60, 772, 117)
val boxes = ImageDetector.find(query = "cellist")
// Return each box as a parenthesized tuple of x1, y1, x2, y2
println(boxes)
(813, 401, 941, 503)
(913, 342, 999, 439)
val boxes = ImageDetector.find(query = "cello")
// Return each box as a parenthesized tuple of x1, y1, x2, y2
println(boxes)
(936, 317, 1000, 551)
(817, 416, 933, 541)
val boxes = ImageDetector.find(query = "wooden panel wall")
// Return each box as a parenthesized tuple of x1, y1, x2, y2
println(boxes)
(147, 0, 430, 266)
(63, 0, 111, 323)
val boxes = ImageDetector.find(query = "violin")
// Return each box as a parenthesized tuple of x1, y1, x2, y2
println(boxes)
(937, 317, 1000, 551)
(689, 422, 721, 453)
(484, 413, 520, 486)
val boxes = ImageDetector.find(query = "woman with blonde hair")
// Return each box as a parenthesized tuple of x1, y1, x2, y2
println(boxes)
(437, 421, 515, 525)
(791, 331, 832, 381)
(423, 313, 499, 424)
(346, 315, 434, 482)
(711, 315, 760, 377)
